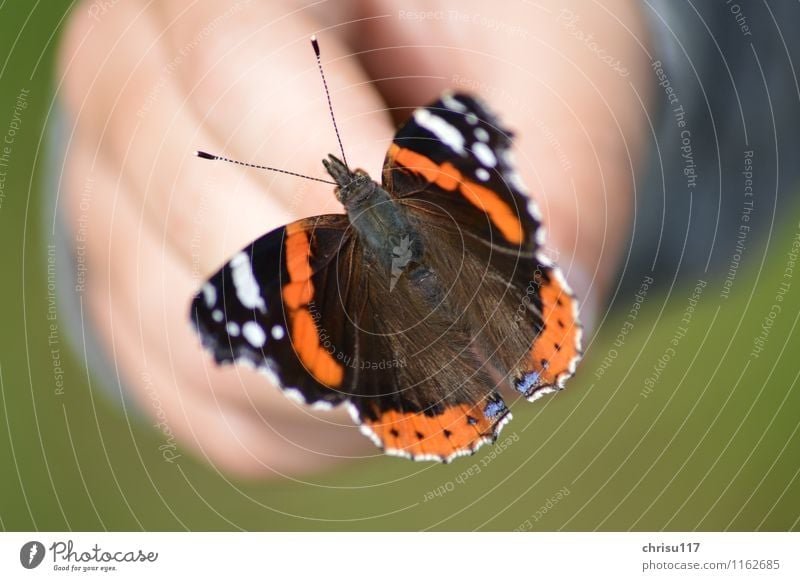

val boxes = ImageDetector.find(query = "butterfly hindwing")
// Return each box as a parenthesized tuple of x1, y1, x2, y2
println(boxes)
(339, 253, 512, 462)
(382, 91, 583, 402)
(192, 212, 512, 460)
(514, 258, 583, 400)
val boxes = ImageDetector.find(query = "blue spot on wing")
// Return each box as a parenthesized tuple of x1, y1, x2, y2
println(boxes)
(516, 372, 540, 394)
(483, 397, 507, 419)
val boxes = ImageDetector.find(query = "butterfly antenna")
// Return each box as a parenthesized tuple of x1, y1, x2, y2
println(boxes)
(311, 35, 349, 169)
(195, 150, 336, 185)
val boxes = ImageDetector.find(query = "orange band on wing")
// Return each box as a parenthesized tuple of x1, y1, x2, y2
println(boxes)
(434, 161, 462, 191)
(528, 269, 581, 387)
(291, 309, 344, 387)
(389, 143, 441, 184)
(364, 402, 504, 460)
(459, 180, 524, 245)
(282, 224, 344, 388)
(282, 280, 313, 310)
(285, 225, 314, 281)
(388, 144, 524, 245)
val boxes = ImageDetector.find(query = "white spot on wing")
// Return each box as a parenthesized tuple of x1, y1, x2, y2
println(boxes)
(413, 108, 465, 155)
(472, 142, 497, 167)
(237, 358, 256, 370)
(528, 198, 542, 220)
(442, 92, 467, 112)
(310, 399, 334, 411)
(201, 283, 217, 308)
(242, 321, 266, 348)
(284, 388, 306, 405)
(535, 221, 546, 245)
(226, 322, 240, 336)
(526, 386, 557, 402)
(271, 325, 285, 340)
(476, 168, 490, 182)
(497, 147, 530, 194)
(229, 252, 267, 313)
(474, 127, 490, 142)
(212, 309, 223, 322)
(347, 403, 384, 449)
(500, 148, 516, 167)
(466, 112, 478, 125)
(508, 170, 529, 194)
(257, 364, 281, 387)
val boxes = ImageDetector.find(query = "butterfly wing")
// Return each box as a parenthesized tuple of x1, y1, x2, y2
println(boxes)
(190, 214, 354, 409)
(192, 212, 511, 461)
(382, 92, 583, 400)
(341, 256, 512, 462)
(191, 91, 580, 461)
(384, 92, 541, 252)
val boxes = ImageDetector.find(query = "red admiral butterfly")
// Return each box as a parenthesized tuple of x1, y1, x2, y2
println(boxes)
(191, 38, 582, 463)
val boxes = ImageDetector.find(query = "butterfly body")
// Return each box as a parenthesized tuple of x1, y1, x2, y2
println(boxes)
(325, 155, 424, 278)
(192, 92, 582, 463)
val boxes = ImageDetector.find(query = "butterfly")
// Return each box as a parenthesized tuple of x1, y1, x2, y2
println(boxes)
(190, 87, 582, 463)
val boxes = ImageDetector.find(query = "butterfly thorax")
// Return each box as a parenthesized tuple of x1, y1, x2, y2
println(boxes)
(323, 154, 424, 276)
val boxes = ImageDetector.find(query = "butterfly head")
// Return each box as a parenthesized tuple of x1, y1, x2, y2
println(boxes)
(323, 154, 377, 209)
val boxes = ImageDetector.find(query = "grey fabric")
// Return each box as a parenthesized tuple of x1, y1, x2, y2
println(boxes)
(45, 101, 130, 405)
(621, 1, 800, 296)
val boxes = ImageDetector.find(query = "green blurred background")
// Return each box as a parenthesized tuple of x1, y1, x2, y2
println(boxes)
(1, 2, 798, 531)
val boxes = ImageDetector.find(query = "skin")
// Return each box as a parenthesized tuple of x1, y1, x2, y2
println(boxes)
(58, 0, 652, 477)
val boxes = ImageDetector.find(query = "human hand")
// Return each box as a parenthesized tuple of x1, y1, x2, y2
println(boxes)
(58, 0, 650, 477)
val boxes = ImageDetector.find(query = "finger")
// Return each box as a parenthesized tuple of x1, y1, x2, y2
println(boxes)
(341, 0, 653, 326)
(60, 1, 395, 278)
(63, 136, 372, 476)
(155, 1, 394, 177)
(59, 2, 291, 276)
